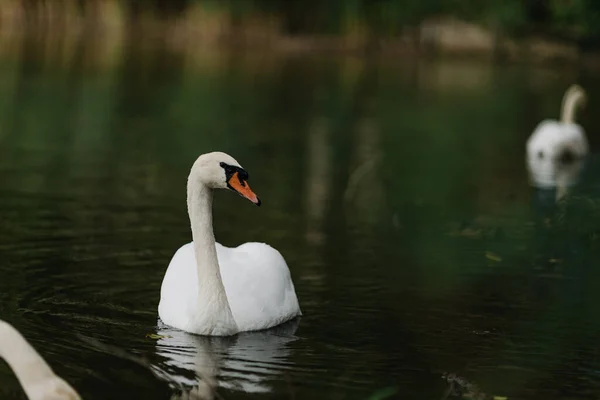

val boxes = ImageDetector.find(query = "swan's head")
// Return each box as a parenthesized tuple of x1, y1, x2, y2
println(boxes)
(565, 84, 587, 108)
(191, 152, 261, 206)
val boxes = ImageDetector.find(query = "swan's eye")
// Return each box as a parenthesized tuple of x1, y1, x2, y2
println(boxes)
(220, 162, 236, 179)
(220, 162, 249, 183)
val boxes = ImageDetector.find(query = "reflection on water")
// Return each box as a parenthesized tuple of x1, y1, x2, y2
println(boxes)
(156, 319, 299, 398)
(527, 153, 585, 202)
(3, 35, 600, 400)
(305, 117, 331, 246)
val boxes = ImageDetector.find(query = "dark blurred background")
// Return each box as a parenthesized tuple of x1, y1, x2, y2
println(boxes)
(1, 0, 600, 58)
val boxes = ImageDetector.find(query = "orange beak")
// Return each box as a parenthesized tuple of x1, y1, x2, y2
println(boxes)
(228, 171, 261, 206)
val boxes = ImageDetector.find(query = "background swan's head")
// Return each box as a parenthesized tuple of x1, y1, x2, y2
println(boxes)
(564, 84, 587, 108)
(190, 152, 261, 205)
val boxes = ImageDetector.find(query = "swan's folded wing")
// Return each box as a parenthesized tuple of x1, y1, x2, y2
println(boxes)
(217, 242, 301, 332)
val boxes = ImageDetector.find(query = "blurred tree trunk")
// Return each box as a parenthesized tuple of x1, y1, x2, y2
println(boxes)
(279, 0, 322, 34)
(125, 0, 188, 19)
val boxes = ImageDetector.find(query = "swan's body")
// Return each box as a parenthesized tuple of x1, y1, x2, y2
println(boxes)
(158, 152, 301, 336)
(527, 84, 588, 162)
(0, 319, 80, 400)
(160, 242, 300, 334)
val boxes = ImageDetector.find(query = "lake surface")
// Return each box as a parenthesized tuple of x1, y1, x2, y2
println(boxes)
(2, 40, 600, 399)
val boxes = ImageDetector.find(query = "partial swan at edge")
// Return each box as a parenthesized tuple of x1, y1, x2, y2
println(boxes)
(0, 319, 80, 400)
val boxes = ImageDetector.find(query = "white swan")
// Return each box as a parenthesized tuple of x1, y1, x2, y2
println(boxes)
(0, 319, 80, 400)
(527, 146, 584, 201)
(158, 152, 301, 336)
(526, 84, 588, 162)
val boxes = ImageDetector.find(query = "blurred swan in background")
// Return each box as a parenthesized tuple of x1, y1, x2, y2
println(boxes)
(158, 152, 301, 336)
(526, 84, 588, 163)
(0, 319, 80, 400)
(526, 85, 588, 201)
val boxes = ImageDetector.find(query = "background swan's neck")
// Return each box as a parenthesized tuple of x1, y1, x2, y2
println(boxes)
(187, 179, 237, 334)
(0, 321, 60, 396)
(561, 87, 585, 124)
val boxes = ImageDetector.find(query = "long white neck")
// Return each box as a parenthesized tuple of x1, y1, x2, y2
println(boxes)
(0, 320, 78, 399)
(561, 87, 585, 124)
(187, 178, 237, 335)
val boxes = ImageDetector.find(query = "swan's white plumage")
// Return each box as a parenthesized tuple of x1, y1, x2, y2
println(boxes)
(526, 120, 588, 161)
(526, 84, 588, 162)
(526, 140, 584, 189)
(158, 151, 301, 336)
(0, 320, 80, 400)
(159, 241, 301, 334)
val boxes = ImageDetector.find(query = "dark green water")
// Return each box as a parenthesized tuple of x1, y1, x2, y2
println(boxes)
(2, 44, 600, 399)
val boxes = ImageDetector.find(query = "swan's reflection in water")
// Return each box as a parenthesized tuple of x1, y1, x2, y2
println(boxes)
(526, 154, 584, 202)
(155, 319, 300, 399)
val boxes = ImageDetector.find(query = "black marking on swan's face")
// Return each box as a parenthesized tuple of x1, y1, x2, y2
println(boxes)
(558, 149, 576, 164)
(219, 162, 249, 187)
(219, 161, 260, 206)
(538, 151, 544, 159)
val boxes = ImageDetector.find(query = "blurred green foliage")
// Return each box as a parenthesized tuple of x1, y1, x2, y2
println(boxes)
(123, 0, 600, 41)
